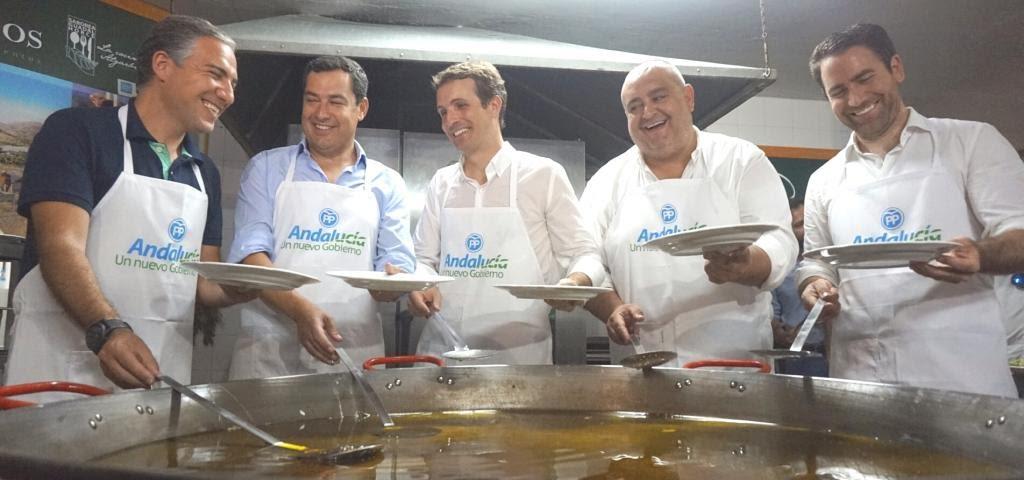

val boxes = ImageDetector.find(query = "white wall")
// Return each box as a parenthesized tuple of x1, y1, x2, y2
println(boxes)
(705, 96, 850, 150)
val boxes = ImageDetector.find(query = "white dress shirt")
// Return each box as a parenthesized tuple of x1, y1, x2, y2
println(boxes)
(798, 108, 1024, 287)
(414, 141, 605, 286)
(582, 128, 797, 291)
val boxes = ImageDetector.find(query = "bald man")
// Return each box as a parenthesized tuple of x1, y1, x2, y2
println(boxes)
(581, 61, 798, 367)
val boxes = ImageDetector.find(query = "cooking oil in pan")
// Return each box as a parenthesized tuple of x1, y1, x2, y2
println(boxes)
(92, 410, 1016, 478)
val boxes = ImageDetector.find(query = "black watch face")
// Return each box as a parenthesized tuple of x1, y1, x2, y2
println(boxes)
(86, 325, 105, 353)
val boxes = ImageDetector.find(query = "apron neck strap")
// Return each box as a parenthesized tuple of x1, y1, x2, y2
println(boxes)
(508, 157, 519, 206)
(117, 105, 133, 174)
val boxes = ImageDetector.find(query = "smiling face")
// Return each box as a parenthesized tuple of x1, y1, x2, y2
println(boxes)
(620, 64, 697, 164)
(820, 45, 906, 142)
(157, 36, 237, 134)
(436, 77, 503, 157)
(301, 69, 368, 160)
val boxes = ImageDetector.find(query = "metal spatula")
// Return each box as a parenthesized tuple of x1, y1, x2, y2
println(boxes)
(750, 298, 826, 360)
(158, 375, 382, 464)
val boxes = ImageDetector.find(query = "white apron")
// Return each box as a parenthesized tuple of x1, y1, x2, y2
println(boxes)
(417, 160, 551, 365)
(230, 153, 381, 379)
(827, 140, 1016, 397)
(603, 176, 772, 367)
(5, 105, 207, 402)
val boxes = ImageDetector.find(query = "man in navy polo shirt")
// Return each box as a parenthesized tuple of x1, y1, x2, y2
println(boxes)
(3, 15, 252, 402)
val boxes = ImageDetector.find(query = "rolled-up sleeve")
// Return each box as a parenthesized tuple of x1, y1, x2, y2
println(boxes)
(228, 152, 276, 263)
(544, 164, 605, 286)
(742, 152, 798, 291)
(373, 170, 416, 272)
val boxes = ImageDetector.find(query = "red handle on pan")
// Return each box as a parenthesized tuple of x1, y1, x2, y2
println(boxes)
(0, 381, 111, 410)
(362, 355, 445, 371)
(683, 359, 771, 373)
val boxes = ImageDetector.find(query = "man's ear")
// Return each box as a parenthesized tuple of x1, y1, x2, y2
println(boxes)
(151, 50, 176, 83)
(357, 97, 369, 121)
(890, 54, 906, 84)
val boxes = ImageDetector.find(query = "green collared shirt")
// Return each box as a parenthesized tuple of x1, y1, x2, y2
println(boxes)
(148, 142, 193, 179)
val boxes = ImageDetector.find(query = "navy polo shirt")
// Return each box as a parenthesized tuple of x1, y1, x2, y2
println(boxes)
(17, 101, 223, 279)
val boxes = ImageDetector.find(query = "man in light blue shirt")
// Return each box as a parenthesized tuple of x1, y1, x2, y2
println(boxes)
(227, 55, 414, 379)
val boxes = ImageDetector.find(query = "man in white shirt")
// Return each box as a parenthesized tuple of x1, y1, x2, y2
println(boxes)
(408, 61, 604, 364)
(798, 23, 1024, 396)
(581, 60, 797, 366)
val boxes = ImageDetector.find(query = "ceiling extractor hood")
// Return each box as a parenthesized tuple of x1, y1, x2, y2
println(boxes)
(219, 14, 775, 172)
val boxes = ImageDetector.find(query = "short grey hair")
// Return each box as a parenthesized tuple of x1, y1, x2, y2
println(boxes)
(135, 15, 235, 87)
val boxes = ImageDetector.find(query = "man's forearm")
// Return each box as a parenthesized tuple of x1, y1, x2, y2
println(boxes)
(32, 201, 117, 328)
(979, 229, 1024, 274)
(241, 251, 311, 321)
(584, 290, 624, 324)
(38, 244, 117, 328)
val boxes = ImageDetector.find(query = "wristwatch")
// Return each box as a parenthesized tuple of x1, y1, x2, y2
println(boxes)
(85, 319, 133, 355)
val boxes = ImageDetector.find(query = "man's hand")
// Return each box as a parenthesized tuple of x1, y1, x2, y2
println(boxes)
(909, 237, 979, 283)
(545, 273, 592, 312)
(606, 303, 645, 345)
(369, 263, 405, 302)
(293, 304, 342, 365)
(799, 277, 840, 323)
(771, 318, 797, 348)
(703, 245, 771, 287)
(409, 286, 441, 317)
(97, 330, 160, 389)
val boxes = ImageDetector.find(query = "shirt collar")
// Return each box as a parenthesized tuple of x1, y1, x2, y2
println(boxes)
(459, 141, 514, 183)
(843, 107, 928, 159)
(634, 126, 704, 180)
(124, 100, 204, 165)
(297, 139, 368, 176)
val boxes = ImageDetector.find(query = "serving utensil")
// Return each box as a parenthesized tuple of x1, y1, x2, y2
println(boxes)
(620, 334, 677, 369)
(333, 346, 395, 427)
(750, 298, 826, 360)
(429, 312, 497, 361)
(158, 375, 382, 465)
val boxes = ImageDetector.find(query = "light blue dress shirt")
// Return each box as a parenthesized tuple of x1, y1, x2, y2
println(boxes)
(228, 140, 416, 273)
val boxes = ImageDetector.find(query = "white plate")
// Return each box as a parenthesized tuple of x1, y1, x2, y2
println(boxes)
(803, 241, 959, 269)
(642, 223, 780, 256)
(493, 284, 613, 301)
(181, 262, 319, 290)
(326, 271, 454, 292)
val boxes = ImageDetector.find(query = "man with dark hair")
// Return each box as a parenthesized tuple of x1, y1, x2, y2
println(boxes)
(227, 55, 414, 379)
(799, 23, 1024, 396)
(580, 61, 797, 366)
(408, 61, 604, 364)
(4, 15, 250, 401)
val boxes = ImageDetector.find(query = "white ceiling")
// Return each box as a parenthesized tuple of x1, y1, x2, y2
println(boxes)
(157, 0, 1024, 149)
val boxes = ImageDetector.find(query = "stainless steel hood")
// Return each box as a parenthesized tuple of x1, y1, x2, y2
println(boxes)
(219, 14, 775, 173)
